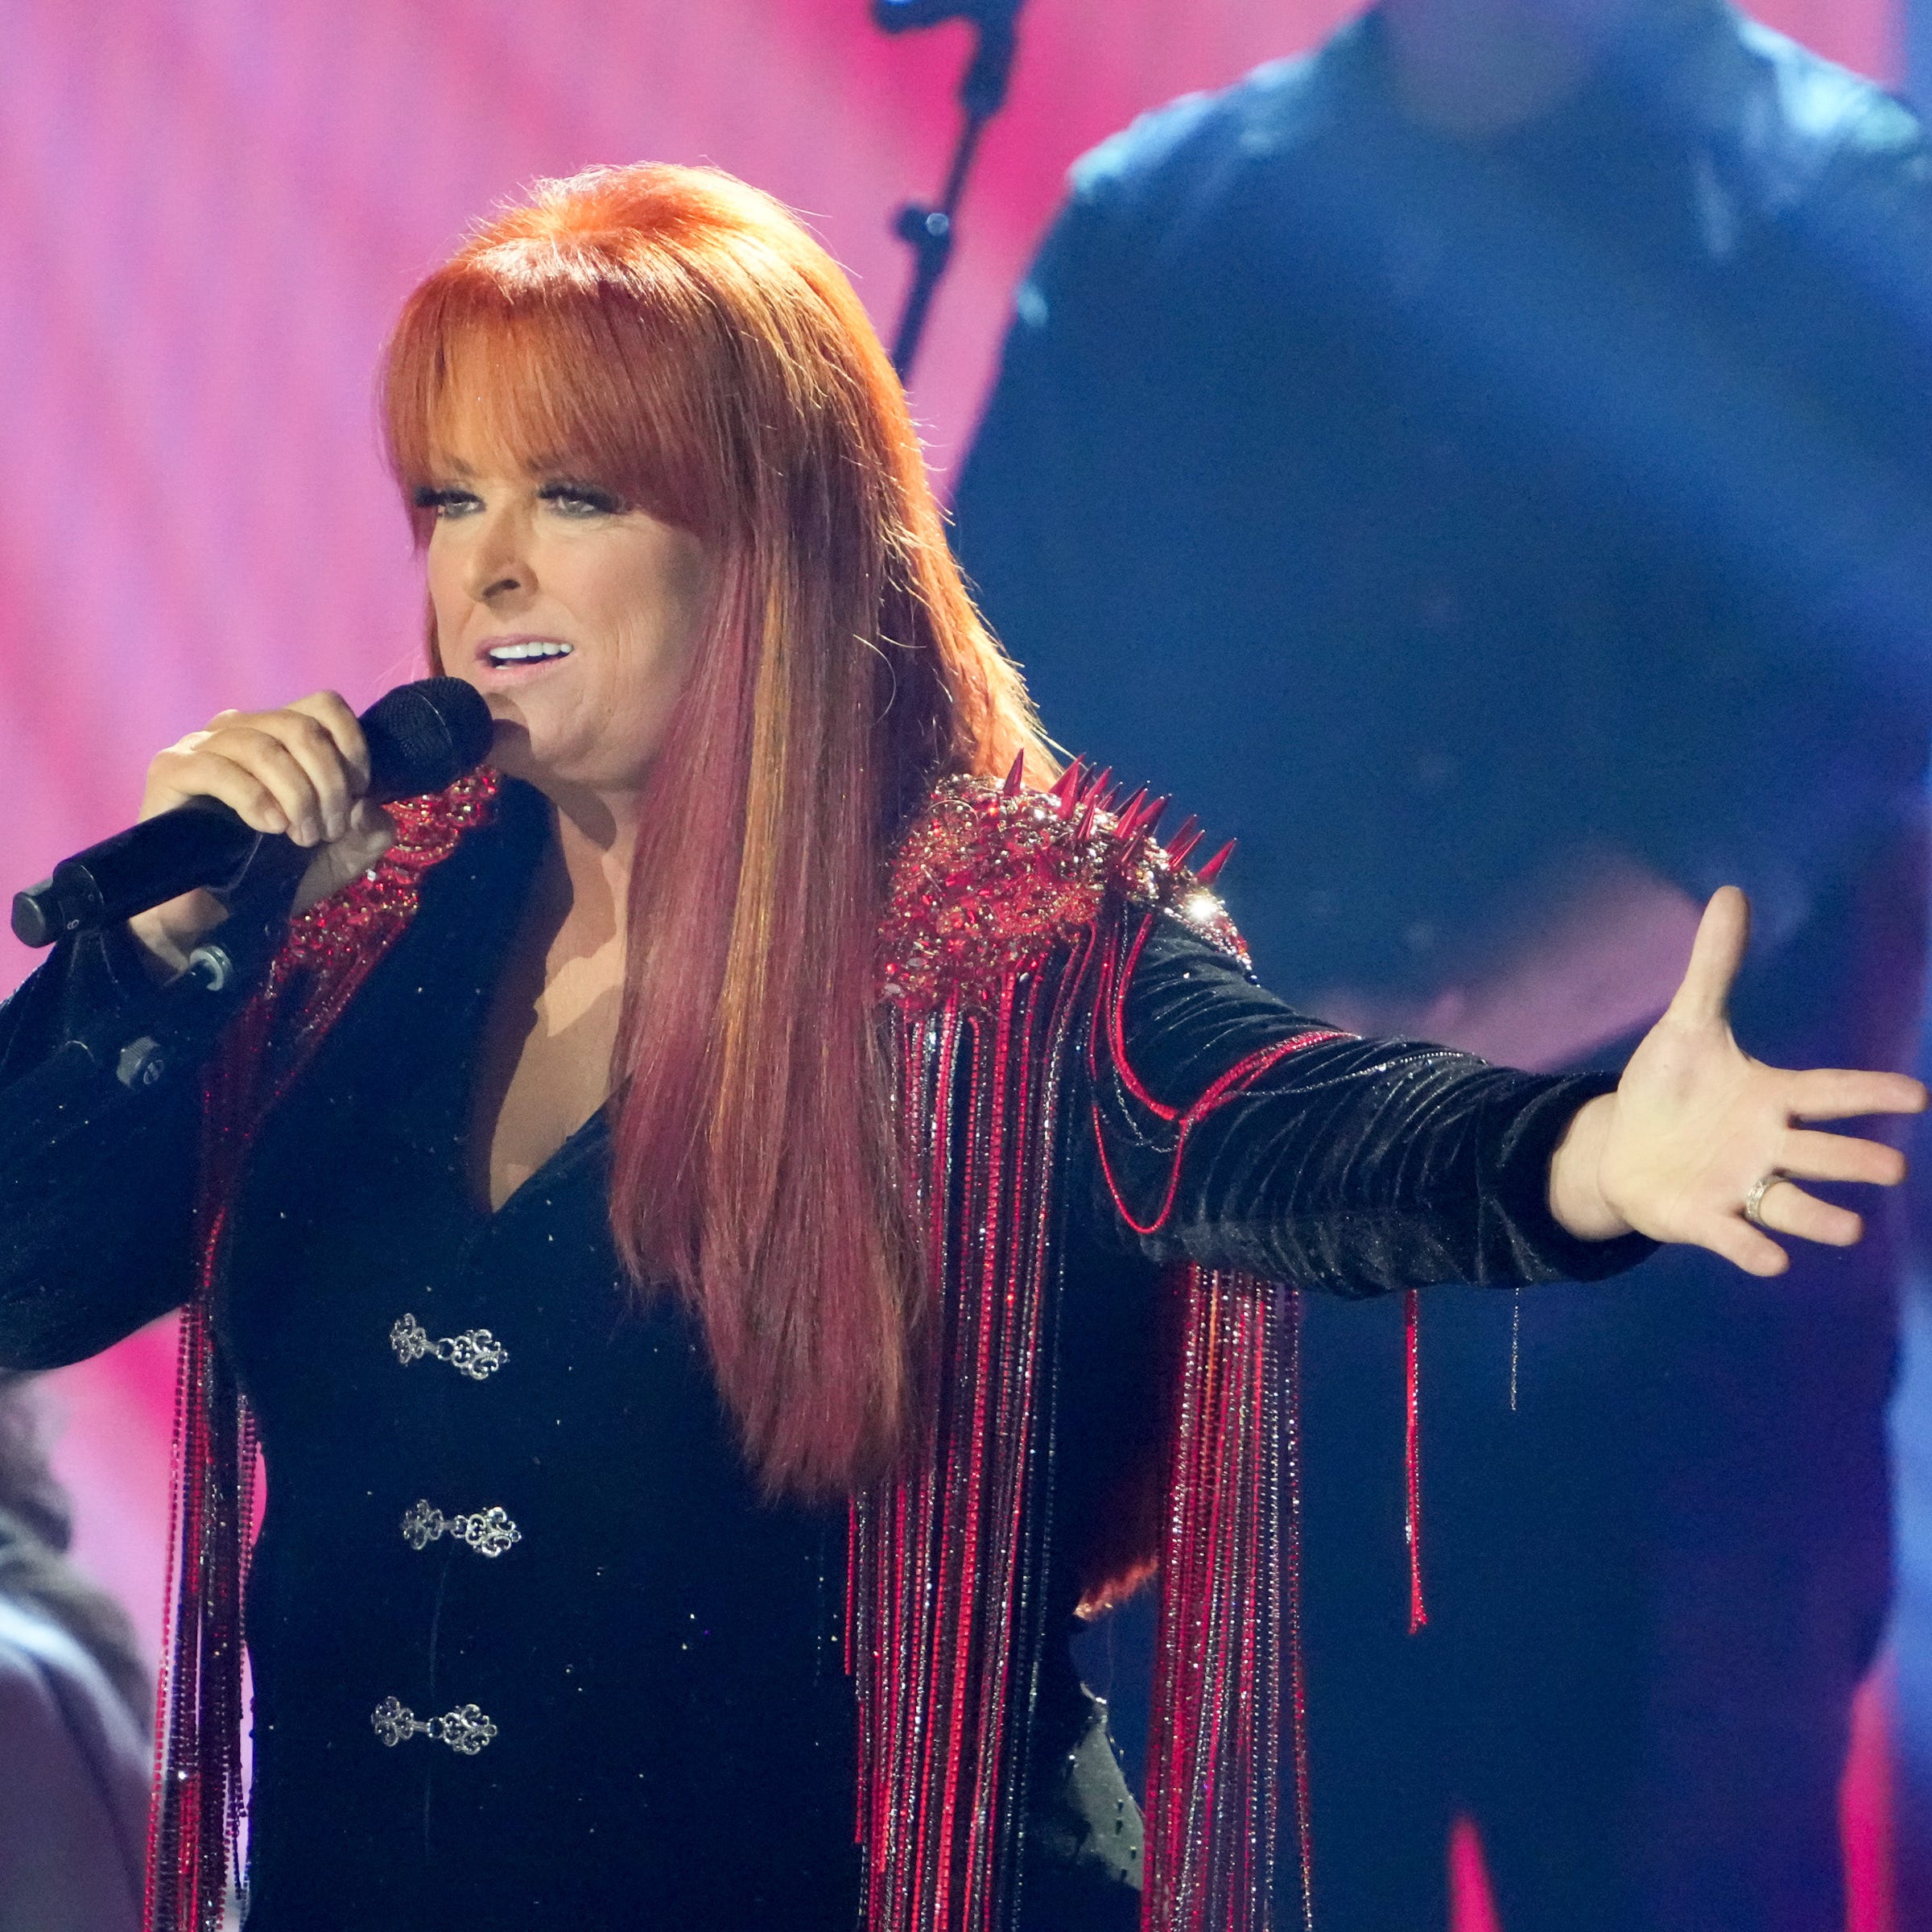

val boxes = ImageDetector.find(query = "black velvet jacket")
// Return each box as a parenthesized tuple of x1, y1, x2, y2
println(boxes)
(0, 780, 1645, 1930)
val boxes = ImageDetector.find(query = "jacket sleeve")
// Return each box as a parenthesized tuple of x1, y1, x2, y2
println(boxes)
(1075, 913, 1656, 1295)
(0, 928, 207, 1368)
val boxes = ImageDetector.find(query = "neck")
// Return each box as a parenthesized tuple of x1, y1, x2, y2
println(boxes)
(544, 785, 638, 952)
(1380, 0, 1635, 138)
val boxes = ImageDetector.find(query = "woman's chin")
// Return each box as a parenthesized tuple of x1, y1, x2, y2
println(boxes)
(471, 718, 652, 816)
(483, 735, 614, 815)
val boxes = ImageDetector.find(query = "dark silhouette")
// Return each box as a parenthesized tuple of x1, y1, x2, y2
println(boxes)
(956, 2, 1932, 1924)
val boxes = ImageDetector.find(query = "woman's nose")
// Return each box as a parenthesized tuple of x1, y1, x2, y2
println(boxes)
(465, 511, 534, 603)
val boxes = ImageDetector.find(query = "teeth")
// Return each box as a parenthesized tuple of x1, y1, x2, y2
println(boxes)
(487, 642, 572, 663)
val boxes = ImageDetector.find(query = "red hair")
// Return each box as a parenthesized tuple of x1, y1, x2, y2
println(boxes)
(382, 164, 1051, 1497)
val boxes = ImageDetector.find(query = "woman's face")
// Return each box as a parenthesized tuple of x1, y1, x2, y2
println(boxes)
(420, 444, 712, 807)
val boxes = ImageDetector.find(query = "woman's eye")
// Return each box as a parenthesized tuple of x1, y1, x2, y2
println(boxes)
(542, 483, 623, 518)
(413, 486, 480, 518)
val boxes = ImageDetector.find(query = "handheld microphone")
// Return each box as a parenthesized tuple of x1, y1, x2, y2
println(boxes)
(11, 678, 495, 948)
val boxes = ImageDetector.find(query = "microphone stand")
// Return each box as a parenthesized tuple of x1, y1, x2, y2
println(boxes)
(877, 2, 1023, 382)
(74, 843, 307, 1094)
(0, 848, 304, 1199)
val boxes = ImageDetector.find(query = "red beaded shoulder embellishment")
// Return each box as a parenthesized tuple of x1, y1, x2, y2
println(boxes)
(876, 758, 1247, 1015)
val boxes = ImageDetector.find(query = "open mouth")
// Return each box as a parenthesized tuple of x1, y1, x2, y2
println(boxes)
(485, 641, 574, 667)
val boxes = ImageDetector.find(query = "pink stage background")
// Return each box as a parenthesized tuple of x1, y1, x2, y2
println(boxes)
(2, 1, 1903, 1924)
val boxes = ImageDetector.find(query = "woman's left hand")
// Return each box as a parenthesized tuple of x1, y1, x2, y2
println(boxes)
(1546, 886, 1928, 1275)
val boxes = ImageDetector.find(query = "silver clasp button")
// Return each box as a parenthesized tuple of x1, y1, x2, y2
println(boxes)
(390, 1313, 509, 1381)
(371, 1696, 496, 1755)
(400, 1498, 522, 1558)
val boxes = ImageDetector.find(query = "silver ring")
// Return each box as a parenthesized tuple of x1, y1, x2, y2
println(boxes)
(1742, 1171, 1784, 1228)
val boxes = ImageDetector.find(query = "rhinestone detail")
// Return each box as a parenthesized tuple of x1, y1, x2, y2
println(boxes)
(875, 770, 1247, 1018)
(400, 1498, 522, 1558)
(389, 1314, 508, 1381)
(370, 1696, 497, 1755)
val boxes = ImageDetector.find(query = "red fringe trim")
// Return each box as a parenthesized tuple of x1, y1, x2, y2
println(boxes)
(1405, 1290, 1427, 1635)
(854, 890, 1322, 1932)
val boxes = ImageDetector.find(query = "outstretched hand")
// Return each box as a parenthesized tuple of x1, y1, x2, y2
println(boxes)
(1546, 887, 1928, 1276)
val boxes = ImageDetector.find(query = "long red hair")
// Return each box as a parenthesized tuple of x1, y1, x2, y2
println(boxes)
(382, 163, 1051, 1498)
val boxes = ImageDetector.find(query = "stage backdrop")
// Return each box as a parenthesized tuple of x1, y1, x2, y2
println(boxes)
(1, 1, 1904, 1926)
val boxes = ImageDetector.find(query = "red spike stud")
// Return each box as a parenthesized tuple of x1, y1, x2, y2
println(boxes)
(1080, 766, 1114, 808)
(1114, 786, 1150, 839)
(1051, 760, 1084, 817)
(1195, 840, 1236, 885)
(1002, 750, 1026, 798)
(1166, 816, 1202, 865)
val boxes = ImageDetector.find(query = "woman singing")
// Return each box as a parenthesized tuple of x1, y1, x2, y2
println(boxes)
(0, 164, 1918, 1932)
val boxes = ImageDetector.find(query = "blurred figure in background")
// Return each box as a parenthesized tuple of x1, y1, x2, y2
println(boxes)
(955, 0, 1932, 1926)
(0, 1373, 151, 1931)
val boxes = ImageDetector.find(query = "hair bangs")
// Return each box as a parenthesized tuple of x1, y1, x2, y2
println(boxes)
(382, 251, 720, 545)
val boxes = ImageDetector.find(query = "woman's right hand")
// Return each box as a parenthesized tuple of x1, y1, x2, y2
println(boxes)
(126, 691, 395, 976)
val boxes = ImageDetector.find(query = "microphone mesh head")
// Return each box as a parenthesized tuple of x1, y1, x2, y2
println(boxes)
(361, 679, 496, 801)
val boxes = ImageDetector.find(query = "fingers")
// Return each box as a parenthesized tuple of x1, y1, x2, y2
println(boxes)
(289, 690, 372, 799)
(147, 733, 299, 836)
(1749, 1177, 1864, 1249)
(1681, 1179, 1860, 1277)
(1788, 1067, 1930, 1123)
(145, 692, 365, 846)
(213, 728, 332, 843)
(1777, 1129, 1907, 1190)
(267, 709, 356, 844)
(1671, 1107, 1914, 1279)
(1686, 1209, 1791, 1278)
(1664, 886, 1750, 1030)
(291, 801, 396, 917)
